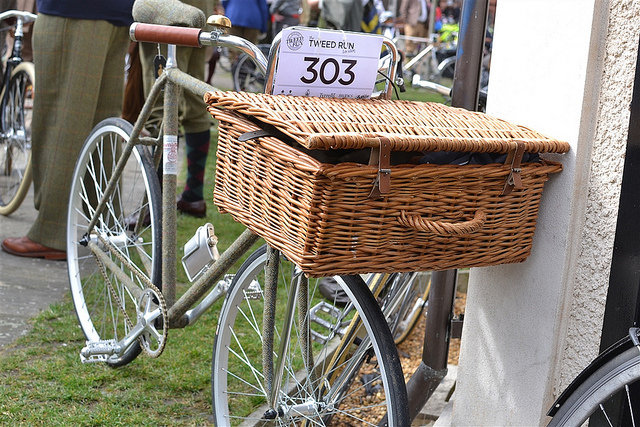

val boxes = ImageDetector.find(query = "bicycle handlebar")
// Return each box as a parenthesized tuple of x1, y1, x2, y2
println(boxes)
(0, 10, 37, 24)
(130, 23, 202, 47)
(129, 22, 269, 76)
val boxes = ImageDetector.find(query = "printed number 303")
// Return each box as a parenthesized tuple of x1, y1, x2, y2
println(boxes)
(300, 57, 357, 86)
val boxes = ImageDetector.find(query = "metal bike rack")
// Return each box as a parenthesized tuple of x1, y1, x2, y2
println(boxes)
(404, 0, 490, 421)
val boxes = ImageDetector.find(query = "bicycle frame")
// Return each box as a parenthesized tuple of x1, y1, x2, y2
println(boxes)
(82, 29, 271, 336)
(83, 21, 400, 337)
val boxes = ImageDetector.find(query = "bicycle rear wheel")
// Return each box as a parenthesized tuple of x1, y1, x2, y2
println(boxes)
(212, 245, 409, 426)
(0, 62, 34, 215)
(548, 344, 640, 426)
(67, 118, 162, 367)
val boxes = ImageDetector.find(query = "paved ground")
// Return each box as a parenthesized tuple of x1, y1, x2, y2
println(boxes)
(0, 185, 68, 348)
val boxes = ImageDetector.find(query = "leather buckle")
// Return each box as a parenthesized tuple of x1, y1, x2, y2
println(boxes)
(501, 141, 525, 196)
(369, 137, 392, 199)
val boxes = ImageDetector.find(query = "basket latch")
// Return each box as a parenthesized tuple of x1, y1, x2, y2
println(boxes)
(368, 136, 392, 198)
(501, 141, 525, 196)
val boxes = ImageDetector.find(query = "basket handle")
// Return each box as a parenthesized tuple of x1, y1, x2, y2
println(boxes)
(398, 210, 487, 236)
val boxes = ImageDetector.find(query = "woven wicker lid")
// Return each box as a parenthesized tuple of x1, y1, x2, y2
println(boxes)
(205, 91, 570, 154)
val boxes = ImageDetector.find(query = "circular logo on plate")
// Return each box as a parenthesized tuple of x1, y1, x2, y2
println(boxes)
(286, 31, 304, 51)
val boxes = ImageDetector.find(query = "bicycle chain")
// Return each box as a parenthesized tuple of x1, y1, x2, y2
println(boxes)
(92, 233, 168, 358)
(94, 252, 135, 338)
(97, 233, 153, 288)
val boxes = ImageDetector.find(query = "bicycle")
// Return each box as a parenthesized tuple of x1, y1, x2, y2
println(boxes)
(231, 43, 270, 92)
(379, 13, 458, 87)
(65, 5, 408, 426)
(0, 9, 36, 215)
(547, 326, 640, 425)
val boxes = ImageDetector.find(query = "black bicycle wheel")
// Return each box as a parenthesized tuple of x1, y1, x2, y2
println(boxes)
(548, 344, 640, 426)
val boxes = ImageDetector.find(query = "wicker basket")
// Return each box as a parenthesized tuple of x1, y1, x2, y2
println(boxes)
(205, 91, 570, 277)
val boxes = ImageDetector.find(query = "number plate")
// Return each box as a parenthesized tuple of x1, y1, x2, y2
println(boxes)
(273, 27, 384, 98)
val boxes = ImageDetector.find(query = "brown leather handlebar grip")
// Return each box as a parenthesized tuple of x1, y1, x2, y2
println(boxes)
(130, 23, 202, 47)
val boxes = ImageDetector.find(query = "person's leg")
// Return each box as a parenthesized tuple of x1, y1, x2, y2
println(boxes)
(26, 16, 128, 251)
(404, 23, 419, 56)
(206, 47, 219, 84)
(138, 41, 165, 136)
(179, 44, 212, 217)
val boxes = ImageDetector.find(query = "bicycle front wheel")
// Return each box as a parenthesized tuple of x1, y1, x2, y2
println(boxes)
(212, 245, 409, 426)
(435, 56, 456, 88)
(232, 44, 270, 93)
(0, 62, 35, 215)
(549, 344, 640, 426)
(67, 118, 162, 367)
(380, 272, 430, 345)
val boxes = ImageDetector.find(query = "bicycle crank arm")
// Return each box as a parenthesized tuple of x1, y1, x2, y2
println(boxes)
(80, 286, 168, 363)
(80, 309, 159, 363)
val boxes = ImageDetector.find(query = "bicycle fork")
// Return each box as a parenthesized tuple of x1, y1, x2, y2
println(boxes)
(261, 245, 321, 420)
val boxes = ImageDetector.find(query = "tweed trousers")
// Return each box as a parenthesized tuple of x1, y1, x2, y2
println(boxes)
(139, 0, 214, 135)
(27, 14, 129, 250)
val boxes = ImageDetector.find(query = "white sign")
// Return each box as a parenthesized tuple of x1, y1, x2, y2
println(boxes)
(163, 135, 178, 175)
(273, 27, 384, 99)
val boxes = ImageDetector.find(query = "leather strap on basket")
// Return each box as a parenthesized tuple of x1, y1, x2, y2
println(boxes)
(398, 210, 487, 235)
(501, 141, 525, 196)
(368, 136, 392, 199)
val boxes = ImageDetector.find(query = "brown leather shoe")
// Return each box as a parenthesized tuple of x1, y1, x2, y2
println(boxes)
(1, 236, 67, 260)
(177, 196, 206, 218)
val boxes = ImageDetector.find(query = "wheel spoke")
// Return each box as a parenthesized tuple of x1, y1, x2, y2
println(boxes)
(67, 119, 161, 367)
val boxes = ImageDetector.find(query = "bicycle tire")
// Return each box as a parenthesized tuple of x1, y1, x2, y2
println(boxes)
(232, 44, 270, 93)
(67, 117, 162, 367)
(435, 56, 456, 87)
(381, 272, 430, 345)
(211, 245, 409, 426)
(0, 61, 34, 215)
(548, 344, 640, 426)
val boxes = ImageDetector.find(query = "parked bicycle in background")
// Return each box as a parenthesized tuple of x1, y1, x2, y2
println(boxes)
(0, 9, 35, 215)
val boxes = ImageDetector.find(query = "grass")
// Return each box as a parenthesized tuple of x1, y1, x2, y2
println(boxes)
(0, 127, 242, 426)
(0, 299, 221, 425)
(0, 82, 445, 426)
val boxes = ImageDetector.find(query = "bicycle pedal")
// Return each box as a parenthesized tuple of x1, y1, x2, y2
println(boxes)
(309, 301, 344, 344)
(80, 339, 121, 364)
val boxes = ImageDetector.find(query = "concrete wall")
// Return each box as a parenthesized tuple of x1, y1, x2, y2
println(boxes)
(552, 0, 640, 394)
(450, 0, 640, 425)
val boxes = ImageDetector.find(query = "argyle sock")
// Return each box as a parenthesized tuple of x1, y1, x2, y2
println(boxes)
(181, 130, 210, 202)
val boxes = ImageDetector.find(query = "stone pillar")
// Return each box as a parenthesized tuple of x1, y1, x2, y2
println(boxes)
(450, 0, 640, 425)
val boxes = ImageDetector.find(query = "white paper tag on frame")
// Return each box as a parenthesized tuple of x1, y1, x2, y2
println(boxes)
(163, 135, 178, 175)
(273, 27, 383, 98)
